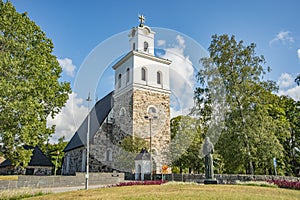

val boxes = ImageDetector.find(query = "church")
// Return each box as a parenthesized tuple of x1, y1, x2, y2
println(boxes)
(62, 16, 172, 179)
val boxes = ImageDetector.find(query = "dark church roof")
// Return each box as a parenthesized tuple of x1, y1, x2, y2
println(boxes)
(63, 91, 114, 152)
(0, 146, 54, 167)
(134, 148, 151, 160)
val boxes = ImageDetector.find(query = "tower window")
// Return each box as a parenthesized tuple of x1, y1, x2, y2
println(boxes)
(157, 71, 162, 84)
(144, 41, 148, 52)
(126, 68, 130, 83)
(148, 106, 157, 114)
(118, 74, 122, 88)
(119, 107, 126, 117)
(141, 67, 147, 81)
(133, 43, 135, 50)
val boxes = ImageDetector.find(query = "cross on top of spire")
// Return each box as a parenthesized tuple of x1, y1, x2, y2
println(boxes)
(138, 14, 145, 27)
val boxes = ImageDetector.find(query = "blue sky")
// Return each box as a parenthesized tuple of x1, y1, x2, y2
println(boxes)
(9, 0, 300, 141)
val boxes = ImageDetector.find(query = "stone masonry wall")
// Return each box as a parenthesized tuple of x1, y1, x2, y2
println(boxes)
(113, 90, 133, 136)
(90, 122, 119, 172)
(162, 174, 300, 184)
(132, 89, 171, 174)
(0, 173, 124, 190)
(62, 147, 85, 175)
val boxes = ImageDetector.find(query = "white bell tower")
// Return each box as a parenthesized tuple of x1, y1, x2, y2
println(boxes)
(113, 15, 171, 95)
(112, 15, 172, 175)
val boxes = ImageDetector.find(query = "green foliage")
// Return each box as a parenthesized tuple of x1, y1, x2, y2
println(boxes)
(170, 115, 204, 173)
(195, 34, 286, 175)
(272, 96, 300, 176)
(120, 136, 149, 153)
(0, 1, 71, 168)
(40, 137, 68, 175)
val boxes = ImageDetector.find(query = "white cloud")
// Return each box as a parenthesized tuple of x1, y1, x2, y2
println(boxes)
(278, 73, 300, 101)
(47, 92, 87, 143)
(157, 40, 166, 46)
(279, 86, 300, 101)
(278, 73, 294, 88)
(270, 31, 294, 45)
(161, 35, 195, 118)
(176, 35, 185, 49)
(297, 49, 300, 60)
(58, 58, 76, 77)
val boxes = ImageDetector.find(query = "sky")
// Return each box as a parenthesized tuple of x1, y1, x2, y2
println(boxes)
(9, 0, 300, 142)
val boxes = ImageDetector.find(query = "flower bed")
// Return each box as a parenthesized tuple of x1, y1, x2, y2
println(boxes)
(267, 180, 300, 190)
(115, 180, 167, 187)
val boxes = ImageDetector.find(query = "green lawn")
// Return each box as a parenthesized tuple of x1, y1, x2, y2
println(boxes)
(25, 184, 300, 200)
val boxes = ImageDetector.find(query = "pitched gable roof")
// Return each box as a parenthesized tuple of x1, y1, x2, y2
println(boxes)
(25, 146, 54, 167)
(0, 146, 53, 167)
(134, 148, 151, 160)
(63, 91, 114, 152)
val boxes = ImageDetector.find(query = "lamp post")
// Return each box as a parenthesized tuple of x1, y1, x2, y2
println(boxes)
(144, 115, 157, 180)
(85, 93, 92, 190)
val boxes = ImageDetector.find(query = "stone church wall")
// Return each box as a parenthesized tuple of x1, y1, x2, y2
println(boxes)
(132, 89, 171, 173)
(63, 87, 172, 175)
(113, 90, 133, 136)
(62, 147, 85, 175)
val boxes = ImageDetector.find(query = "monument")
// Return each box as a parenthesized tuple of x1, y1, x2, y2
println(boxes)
(202, 137, 217, 184)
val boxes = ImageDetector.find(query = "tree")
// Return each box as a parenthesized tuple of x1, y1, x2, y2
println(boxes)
(195, 34, 285, 175)
(170, 115, 204, 173)
(40, 136, 68, 175)
(0, 1, 71, 168)
(273, 96, 300, 176)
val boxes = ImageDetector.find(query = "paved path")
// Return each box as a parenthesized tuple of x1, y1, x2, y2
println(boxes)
(40, 184, 107, 194)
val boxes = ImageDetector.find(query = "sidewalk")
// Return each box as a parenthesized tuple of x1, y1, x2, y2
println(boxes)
(40, 184, 107, 194)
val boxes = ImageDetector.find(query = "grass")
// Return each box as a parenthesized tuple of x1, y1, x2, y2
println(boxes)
(0, 188, 46, 200)
(235, 180, 278, 188)
(25, 183, 300, 200)
(0, 176, 18, 181)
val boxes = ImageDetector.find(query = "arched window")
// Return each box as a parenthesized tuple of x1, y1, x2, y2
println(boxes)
(157, 71, 162, 84)
(118, 74, 122, 88)
(148, 106, 157, 114)
(106, 149, 112, 161)
(144, 41, 148, 52)
(133, 43, 135, 50)
(126, 68, 130, 83)
(141, 67, 147, 81)
(119, 107, 126, 117)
